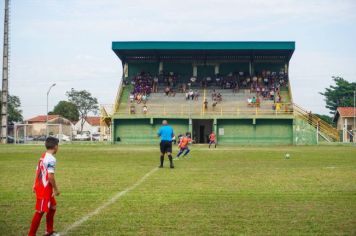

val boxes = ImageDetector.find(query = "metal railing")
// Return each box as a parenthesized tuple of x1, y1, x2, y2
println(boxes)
(114, 102, 294, 117)
(293, 103, 339, 141)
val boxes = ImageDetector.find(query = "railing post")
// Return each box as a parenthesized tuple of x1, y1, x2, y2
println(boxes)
(220, 107, 223, 116)
(316, 120, 319, 144)
(164, 105, 166, 115)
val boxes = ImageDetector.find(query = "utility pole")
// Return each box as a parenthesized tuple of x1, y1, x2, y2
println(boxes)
(1, 0, 10, 144)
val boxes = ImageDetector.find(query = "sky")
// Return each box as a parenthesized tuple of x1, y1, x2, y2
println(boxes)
(0, 0, 356, 119)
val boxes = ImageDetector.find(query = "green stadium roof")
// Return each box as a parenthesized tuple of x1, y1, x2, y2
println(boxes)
(112, 41, 295, 61)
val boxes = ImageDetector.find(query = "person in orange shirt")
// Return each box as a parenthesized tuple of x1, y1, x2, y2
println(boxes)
(209, 132, 217, 148)
(175, 133, 191, 159)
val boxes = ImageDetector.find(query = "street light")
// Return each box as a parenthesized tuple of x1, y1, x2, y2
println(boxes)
(46, 83, 56, 137)
(352, 90, 356, 142)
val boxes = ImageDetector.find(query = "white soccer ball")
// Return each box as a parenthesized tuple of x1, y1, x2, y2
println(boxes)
(285, 153, 290, 159)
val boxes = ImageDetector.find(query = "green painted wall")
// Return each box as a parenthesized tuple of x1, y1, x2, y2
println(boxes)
(153, 119, 189, 137)
(113, 118, 298, 145)
(164, 63, 192, 80)
(114, 119, 153, 143)
(114, 118, 189, 144)
(128, 62, 159, 78)
(217, 119, 293, 144)
(293, 118, 317, 145)
(197, 65, 215, 78)
(219, 62, 249, 75)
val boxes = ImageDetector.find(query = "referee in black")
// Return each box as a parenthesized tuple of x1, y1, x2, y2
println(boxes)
(157, 120, 174, 168)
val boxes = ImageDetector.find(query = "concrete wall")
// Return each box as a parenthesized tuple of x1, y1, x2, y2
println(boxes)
(216, 119, 293, 144)
(114, 118, 189, 144)
(293, 118, 317, 145)
(112, 118, 323, 145)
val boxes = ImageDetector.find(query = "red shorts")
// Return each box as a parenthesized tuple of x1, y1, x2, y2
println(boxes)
(35, 197, 56, 213)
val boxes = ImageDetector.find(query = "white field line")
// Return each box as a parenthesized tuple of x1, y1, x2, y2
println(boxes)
(60, 167, 158, 235)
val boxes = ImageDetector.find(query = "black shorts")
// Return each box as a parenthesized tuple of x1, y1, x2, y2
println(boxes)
(160, 140, 172, 153)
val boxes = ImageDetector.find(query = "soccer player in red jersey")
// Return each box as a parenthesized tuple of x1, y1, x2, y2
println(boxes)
(209, 132, 217, 148)
(175, 133, 191, 159)
(28, 137, 60, 236)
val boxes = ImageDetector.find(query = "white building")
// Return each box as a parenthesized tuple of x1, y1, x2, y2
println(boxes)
(74, 116, 100, 134)
(333, 107, 356, 142)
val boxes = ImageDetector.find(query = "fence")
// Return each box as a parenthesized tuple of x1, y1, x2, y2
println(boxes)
(13, 123, 73, 144)
(115, 102, 294, 117)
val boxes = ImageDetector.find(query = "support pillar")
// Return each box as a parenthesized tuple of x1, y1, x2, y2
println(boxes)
(111, 119, 115, 144)
(214, 64, 219, 75)
(213, 118, 217, 139)
(189, 118, 193, 135)
(159, 62, 163, 74)
(193, 64, 197, 77)
(249, 61, 252, 76)
(124, 63, 129, 78)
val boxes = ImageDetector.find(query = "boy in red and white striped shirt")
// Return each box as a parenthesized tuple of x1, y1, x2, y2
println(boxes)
(28, 137, 60, 236)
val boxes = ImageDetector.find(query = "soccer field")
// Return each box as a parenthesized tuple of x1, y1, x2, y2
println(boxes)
(0, 144, 355, 235)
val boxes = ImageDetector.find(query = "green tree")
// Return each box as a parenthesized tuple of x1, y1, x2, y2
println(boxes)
(314, 113, 334, 126)
(66, 88, 98, 132)
(0, 92, 23, 123)
(320, 76, 356, 114)
(50, 100, 79, 121)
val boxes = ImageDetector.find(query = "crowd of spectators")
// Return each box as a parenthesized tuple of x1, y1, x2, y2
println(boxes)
(127, 69, 289, 114)
(185, 89, 200, 100)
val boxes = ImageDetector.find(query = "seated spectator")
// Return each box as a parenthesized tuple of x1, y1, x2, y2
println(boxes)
(136, 93, 142, 104)
(129, 93, 134, 103)
(142, 94, 147, 104)
(194, 90, 199, 101)
(247, 97, 253, 106)
(212, 101, 217, 110)
(269, 90, 275, 100)
(142, 105, 148, 114)
(153, 76, 159, 93)
(130, 104, 136, 114)
(263, 77, 268, 86)
(251, 96, 256, 104)
(190, 76, 197, 84)
(188, 89, 194, 100)
(211, 89, 216, 100)
(256, 86, 261, 96)
(215, 76, 221, 86)
(169, 88, 176, 97)
(216, 93, 222, 102)
(201, 77, 207, 88)
(232, 82, 238, 93)
(206, 76, 212, 85)
(165, 86, 170, 96)
(256, 96, 261, 107)
(204, 99, 208, 110)
(182, 83, 187, 93)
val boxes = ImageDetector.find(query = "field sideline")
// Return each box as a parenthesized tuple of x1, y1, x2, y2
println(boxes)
(0, 144, 355, 235)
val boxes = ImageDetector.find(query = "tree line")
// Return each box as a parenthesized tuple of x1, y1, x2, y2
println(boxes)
(1, 77, 355, 127)
(1, 89, 98, 132)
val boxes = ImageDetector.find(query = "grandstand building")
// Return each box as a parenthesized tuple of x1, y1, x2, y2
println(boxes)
(102, 41, 339, 144)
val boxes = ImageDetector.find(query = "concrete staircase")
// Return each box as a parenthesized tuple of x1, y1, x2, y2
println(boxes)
(117, 86, 291, 116)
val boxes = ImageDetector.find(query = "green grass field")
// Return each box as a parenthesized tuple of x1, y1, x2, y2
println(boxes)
(0, 144, 355, 235)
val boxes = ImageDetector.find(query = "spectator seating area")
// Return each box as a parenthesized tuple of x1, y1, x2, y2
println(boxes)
(121, 70, 292, 116)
